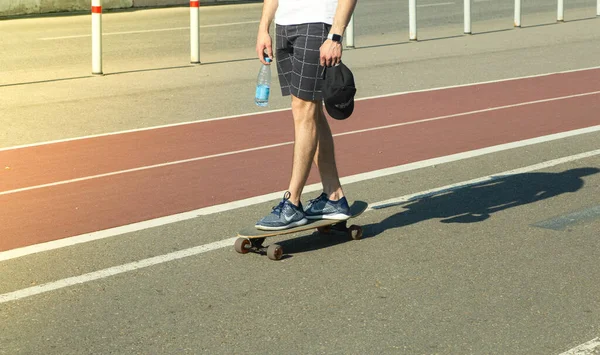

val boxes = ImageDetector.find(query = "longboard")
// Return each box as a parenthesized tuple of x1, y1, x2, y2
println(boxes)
(235, 201, 368, 260)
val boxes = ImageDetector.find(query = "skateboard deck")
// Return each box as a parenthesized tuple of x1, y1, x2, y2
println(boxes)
(235, 200, 368, 260)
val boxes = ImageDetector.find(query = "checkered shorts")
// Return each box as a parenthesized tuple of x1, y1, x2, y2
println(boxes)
(275, 23, 331, 101)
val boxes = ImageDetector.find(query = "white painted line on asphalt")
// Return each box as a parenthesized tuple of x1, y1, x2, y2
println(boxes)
(333, 91, 600, 138)
(2, 91, 599, 197)
(2, 65, 600, 153)
(559, 337, 600, 355)
(1, 147, 599, 304)
(0, 238, 237, 304)
(0, 140, 293, 196)
(38, 21, 259, 40)
(1, 128, 599, 263)
(369, 148, 600, 211)
(418, 2, 455, 8)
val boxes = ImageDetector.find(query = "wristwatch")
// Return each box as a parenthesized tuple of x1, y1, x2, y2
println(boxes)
(327, 33, 343, 43)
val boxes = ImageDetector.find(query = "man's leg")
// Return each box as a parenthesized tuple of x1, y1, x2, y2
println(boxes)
(253, 93, 313, 230)
(286, 95, 319, 206)
(286, 96, 345, 206)
(313, 103, 345, 201)
(302, 103, 351, 220)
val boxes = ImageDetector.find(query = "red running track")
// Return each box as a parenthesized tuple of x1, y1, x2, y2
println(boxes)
(1, 69, 600, 252)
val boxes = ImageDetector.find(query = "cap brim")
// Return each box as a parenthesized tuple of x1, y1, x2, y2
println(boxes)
(325, 100, 354, 120)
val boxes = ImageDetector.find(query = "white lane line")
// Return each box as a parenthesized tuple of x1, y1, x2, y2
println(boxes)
(1, 126, 599, 263)
(2, 90, 599, 197)
(0, 140, 293, 196)
(38, 20, 259, 40)
(559, 337, 600, 355)
(334, 91, 600, 138)
(369, 149, 600, 211)
(1, 147, 599, 304)
(2, 65, 600, 153)
(0, 238, 237, 304)
(418, 2, 455, 8)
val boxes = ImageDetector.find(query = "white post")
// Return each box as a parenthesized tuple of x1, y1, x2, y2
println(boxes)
(514, 0, 521, 27)
(409, 0, 417, 41)
(346, 14, 355, 48)
(190, 0, 200, 63)
(557, 0, 564, 21)
(464, 0, 471, 34)
(91, 0, 103, 75)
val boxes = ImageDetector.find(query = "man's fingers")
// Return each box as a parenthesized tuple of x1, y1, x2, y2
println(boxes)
(256, 44, 265, 63)
(321, 55, 341, 67)
(257, 45, 272, 65)
(266, 47, 274, 63)
(319, 40, 343, 67)
(260, 50, 268, 64)
(258, 52, 267, 64)
(256, 33, 273, 65)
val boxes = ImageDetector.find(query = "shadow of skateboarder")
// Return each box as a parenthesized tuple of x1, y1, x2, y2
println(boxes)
(365, 167, 599, 237)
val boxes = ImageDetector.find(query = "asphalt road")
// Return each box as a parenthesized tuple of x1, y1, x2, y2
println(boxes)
(1, 1, 600, 354)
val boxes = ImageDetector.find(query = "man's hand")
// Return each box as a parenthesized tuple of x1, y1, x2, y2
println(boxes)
(256, 32, 273, 65)
(320, 39, 342, 67)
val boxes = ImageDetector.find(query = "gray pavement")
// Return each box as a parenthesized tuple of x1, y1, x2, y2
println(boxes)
(1, 1, 600, 354)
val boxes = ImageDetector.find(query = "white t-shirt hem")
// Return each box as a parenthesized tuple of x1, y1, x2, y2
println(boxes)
(275, 0, 337, 26)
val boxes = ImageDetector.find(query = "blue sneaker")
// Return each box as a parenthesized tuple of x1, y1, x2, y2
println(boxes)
(304, 193, 351, 220)
(255, 191, 308, 231)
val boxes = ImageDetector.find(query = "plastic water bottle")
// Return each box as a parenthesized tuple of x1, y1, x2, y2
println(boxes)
(255, 57, 271, 107)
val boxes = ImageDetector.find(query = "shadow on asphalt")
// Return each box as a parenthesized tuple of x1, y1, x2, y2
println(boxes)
(364, 167, 600, 238)
(0, 75, 93, 88)
(276, 230, 351, 257)
(106, 57, 256, 75)
(1, 58, 256, 87)
(276, 167, 599, 256)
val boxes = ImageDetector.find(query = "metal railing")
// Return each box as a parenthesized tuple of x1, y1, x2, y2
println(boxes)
(404, 0, 599, 40)
(89, 0, 600, 74)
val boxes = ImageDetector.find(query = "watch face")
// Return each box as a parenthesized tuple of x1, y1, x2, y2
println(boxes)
(332, 34, 342, 42)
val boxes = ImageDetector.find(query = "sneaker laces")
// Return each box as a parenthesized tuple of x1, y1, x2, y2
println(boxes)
(271, 191, 292, 216)
(307, 193, 328, 207)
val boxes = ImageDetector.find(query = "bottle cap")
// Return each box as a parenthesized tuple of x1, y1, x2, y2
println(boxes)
(265, 57, 272, 63)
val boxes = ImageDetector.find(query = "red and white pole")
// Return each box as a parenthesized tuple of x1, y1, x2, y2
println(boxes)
(190, 0, 200, 64)
(91, 0, 103, 75)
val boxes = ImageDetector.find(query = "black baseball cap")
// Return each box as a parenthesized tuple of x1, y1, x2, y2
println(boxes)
(322, 62, 356, 120)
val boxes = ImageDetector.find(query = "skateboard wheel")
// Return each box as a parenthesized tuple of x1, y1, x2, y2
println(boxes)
(266, 244, 283, 261)
(348, 225, 363, 240)
(317, 226, 331, 234)
(234, 238, 251, 254)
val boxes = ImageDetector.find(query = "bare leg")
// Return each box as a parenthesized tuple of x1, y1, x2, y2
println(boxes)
(313, 104, 345, 201)
(286, 95, 319, 206)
